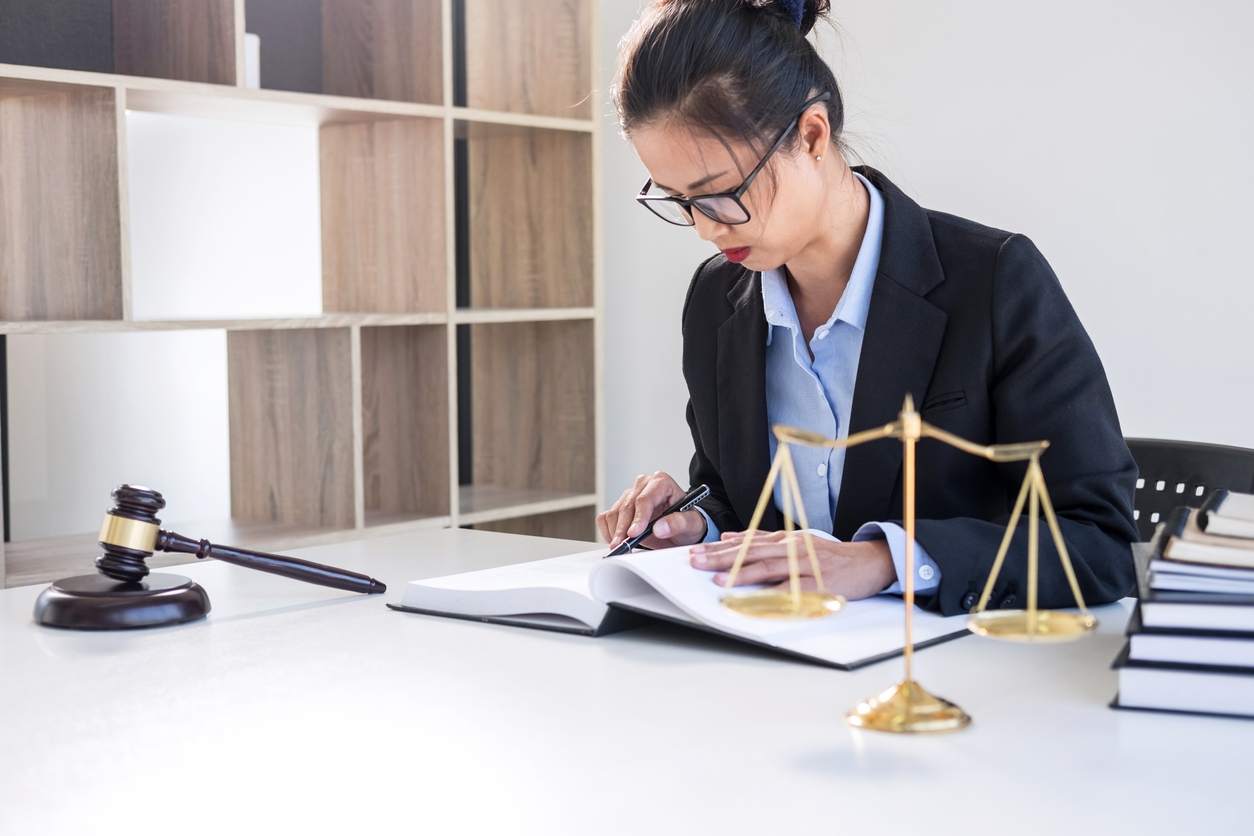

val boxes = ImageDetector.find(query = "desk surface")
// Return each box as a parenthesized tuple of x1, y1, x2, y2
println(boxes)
(0, 530, 1245, 835)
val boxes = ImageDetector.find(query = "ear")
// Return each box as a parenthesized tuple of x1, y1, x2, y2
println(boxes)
(797, 103, 831, 158)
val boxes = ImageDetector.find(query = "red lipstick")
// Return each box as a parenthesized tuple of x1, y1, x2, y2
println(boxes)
(722, 247, 750, 263)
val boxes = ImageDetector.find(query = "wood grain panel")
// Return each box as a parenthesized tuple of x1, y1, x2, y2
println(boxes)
(0, 86, 123, 320)
(113, 0, 237, 85)
(475, 507, 596, 541)
(321, 118, 446, 313)
(464, 0, 591, 118)
(322, 0, 442, 104)
(466, 124, 592, 308)
(228, 329, 356, 528)
(361, 325, 449, 517)
(471, 320, 594, 494)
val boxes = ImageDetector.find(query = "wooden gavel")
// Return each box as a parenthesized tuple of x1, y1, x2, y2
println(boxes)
(96, 485, 386, 594)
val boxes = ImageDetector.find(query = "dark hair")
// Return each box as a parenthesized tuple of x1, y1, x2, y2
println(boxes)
(614, 0, 843, 164)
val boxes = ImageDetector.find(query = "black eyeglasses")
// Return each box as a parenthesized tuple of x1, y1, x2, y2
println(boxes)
(636, 92, 832, 227)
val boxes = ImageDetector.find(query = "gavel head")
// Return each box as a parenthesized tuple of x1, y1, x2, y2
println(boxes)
(96, 485, 165, 583)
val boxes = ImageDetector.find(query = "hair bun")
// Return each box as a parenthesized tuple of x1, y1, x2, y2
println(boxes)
(743, 0, 830, 35)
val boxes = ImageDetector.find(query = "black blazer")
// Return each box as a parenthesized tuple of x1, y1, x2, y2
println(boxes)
(682, 167, 1138, 616)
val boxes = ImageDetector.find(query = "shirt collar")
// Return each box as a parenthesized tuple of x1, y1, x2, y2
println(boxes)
(761, 171, 884, 345)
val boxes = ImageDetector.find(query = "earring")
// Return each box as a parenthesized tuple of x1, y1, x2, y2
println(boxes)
(815, 155, 823, 161)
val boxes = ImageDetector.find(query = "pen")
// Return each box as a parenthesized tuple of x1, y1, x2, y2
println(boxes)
(605, 484, 711, 557)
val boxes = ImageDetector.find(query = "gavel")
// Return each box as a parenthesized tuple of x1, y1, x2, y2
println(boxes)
(96, 485, 385, 594)
(34, 485, 385, 630)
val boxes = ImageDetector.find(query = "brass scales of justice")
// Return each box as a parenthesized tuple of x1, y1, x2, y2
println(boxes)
(718, 394, 1098, 734)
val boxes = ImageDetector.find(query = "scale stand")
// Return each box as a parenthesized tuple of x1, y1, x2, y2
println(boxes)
(717, 395, 1098, 733)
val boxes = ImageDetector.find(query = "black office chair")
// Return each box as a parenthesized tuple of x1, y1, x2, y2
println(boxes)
(1125, 438, 1254, 542)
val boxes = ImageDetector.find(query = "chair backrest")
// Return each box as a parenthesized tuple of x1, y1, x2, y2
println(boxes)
(1125, 438, 1254, 542)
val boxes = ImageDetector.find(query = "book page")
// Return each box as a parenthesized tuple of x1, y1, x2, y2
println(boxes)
(1217, 492, 1254, 523)
(410, 549, 605, 593)
(589, 545, 969, 663)
(399, 549, 609, 628)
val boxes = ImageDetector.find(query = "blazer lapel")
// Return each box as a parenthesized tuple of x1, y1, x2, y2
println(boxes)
(716, 270, 779, 530)
(833, 168, 949, 539)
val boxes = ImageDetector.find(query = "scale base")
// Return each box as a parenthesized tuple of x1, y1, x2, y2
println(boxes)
(967, 609, 1097, 642)
(34, 572, 211, 630)
(846, 679, 971, 734)
(721, 589, 845, 619)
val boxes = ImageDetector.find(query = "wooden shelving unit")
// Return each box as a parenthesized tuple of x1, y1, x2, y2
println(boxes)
(0, 0, 603, 587)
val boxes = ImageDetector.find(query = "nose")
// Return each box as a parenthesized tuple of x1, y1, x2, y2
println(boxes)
(691, 210, 728, 242)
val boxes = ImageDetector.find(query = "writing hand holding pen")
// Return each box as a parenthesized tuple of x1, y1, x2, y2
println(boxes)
(597, 472, 711, 553)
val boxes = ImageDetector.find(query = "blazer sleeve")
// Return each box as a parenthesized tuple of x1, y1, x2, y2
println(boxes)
(913, 234, 1139, 615)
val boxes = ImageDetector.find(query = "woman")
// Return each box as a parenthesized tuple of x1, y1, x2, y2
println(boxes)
(595, 0, 1138, 615)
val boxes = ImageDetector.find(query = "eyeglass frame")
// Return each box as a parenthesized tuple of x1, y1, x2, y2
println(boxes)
(635, 91, 832, 227)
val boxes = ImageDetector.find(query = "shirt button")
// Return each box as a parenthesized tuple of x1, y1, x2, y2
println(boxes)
(817, 463, 827, 476)
(961, 592, 977, 610)
(919, 565, 934, 581)
(817, 330, 828, 340)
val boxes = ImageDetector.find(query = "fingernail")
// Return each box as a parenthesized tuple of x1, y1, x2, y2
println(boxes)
(693, 554, 708, 566)
(714, 573, 727, 585)
(690, 544, 705, 554)
(654, 520, 670, 538)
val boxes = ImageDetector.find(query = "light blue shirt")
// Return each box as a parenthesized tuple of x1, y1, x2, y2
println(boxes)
(698, 172, 940, 595)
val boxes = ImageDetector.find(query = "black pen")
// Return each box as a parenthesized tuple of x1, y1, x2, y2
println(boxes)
(605, 484, 710, 557)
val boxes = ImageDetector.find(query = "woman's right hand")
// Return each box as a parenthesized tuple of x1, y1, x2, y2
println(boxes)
(597, 472, 709, 550)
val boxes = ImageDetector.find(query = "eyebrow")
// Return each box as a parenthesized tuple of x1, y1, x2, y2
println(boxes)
(654, 169, 731, 195)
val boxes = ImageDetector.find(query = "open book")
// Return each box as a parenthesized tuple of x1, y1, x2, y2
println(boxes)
(389, 545, 971, 670)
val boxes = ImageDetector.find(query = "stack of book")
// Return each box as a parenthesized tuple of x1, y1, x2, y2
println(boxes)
(1113, 491, 1254, 719)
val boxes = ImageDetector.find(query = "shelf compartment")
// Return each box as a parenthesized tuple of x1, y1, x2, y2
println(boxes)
(322, 0, 443, 104)
(462, 320, 595, 514)
(458, 122, 593, 308)
(0, 79, 123, 321)
(245, 0, 442, 105)
(113, 0, 238, 85)
(473, 507, 597, 542)
(126, 110, 323, 321)
(362, 325, 450, 523)
(228, 328, 356, 529)
(463, 0, 591, 119)
(322, 117, 446, 313)
(0, 1, 115, 74)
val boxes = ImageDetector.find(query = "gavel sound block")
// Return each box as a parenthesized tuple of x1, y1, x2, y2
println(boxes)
(34, 485, 386, 630)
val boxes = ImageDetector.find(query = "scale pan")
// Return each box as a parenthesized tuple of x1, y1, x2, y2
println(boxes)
(967, 609, 1097, 642)
(720, 589, 844, 619)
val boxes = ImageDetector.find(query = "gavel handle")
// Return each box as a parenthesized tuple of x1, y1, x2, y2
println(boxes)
(155, 530, 386, 594)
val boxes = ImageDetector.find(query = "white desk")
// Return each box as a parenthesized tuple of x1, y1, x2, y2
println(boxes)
(0, 530, 1244, 835)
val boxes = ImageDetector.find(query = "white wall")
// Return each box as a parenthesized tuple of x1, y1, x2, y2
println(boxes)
(599, 0, 1254, 504)
(600, 0, 717, 502)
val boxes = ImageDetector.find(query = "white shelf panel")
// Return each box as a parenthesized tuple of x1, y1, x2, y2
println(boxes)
(457, 486, 598, 526)
(452, 307, 596, 324)
(0, 64, 594, 132)
(0, 313, 449, 335)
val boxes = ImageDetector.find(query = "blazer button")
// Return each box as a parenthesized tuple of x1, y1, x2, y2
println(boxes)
(961, 592, 977, 610)
(1000, 594, 1017, 608)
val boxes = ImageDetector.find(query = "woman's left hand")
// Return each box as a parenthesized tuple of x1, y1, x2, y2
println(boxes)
(689, 531, 898, 601)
